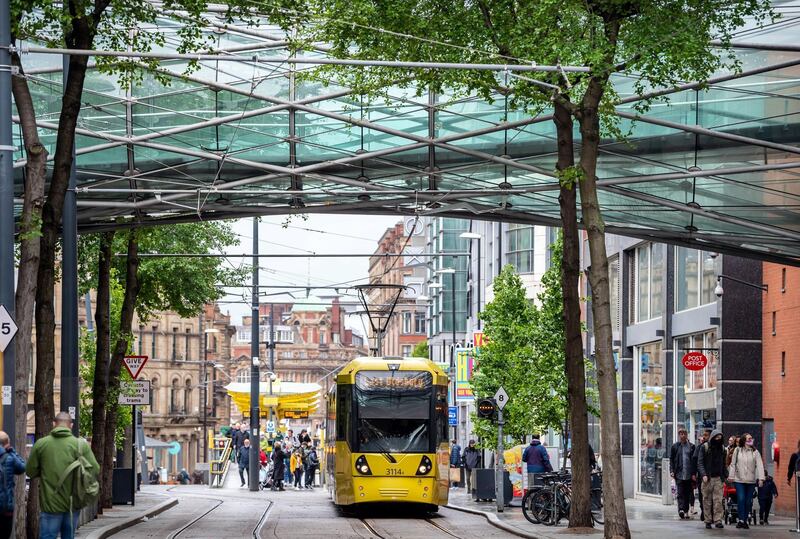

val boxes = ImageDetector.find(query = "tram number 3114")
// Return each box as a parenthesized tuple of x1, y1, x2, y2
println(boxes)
(386, 468, 405, 476)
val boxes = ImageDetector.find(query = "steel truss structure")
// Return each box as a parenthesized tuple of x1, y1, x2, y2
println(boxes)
(8, 10, 800, 264)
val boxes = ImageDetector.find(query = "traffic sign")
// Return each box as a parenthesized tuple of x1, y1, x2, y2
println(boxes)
(0, 305, 18, 353)
(494, 387, 509, 410)
(123, 355, 148, 379)
(266, 421, 276, 434)
(448, 406, 457, 426)
(118, 380, 150, 405)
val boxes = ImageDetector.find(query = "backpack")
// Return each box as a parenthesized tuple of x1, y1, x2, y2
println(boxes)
(57, 440, 99, 510)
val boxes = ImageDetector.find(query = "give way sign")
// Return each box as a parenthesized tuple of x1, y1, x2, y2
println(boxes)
(123, 355, 149, 379)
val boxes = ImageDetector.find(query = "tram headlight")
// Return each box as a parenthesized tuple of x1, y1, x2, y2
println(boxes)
(355, 455, 372, 475)
(416, 455, 433, 475)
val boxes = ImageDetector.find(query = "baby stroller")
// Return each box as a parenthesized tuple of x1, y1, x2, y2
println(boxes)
(259, 461, 274, 490)
(723, 481, 757, 525)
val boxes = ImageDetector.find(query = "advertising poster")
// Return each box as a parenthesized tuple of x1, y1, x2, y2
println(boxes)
(504, 444, 526, 500)
(455, 349, 475, 402)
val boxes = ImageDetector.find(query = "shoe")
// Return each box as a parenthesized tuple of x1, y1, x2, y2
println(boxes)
(736, 521, 744, 529)
(241, 482, 245, 487)
(742, 522, 749, 529)
(679, 510, 685, 519)
(705, 523, 712, 529)
(715, 522, 724, 529)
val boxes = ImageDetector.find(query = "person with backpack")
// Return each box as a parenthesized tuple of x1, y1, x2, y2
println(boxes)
(0, 430, 26, 539)
(27, 412, 99, 539)
(305, 445, 319, 489)
(696, 429, 727, 529)
(729, 433, 765, 529)
(522, 434, 553, 474)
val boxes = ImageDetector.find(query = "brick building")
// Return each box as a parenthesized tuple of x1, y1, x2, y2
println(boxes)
(367, 220, 427, 357)
(762, 263, 800, 515)
(230, 297, 368, 432)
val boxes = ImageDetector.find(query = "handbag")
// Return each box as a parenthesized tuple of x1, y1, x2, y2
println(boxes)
(449, 467, 461, 483)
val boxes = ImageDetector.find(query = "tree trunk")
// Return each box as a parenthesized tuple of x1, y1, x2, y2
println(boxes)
(33, 31, 93, 514)
(11, 52, 47, 539)
(577, 75, 630, 539)
(101, 233, 140, 508)
(91, 231, 115, 512)
(553, 101, 593, 529)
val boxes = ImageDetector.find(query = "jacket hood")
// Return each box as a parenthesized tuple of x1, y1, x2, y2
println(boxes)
(709, 429, 723, 442)
(50, 426, 74, 438)
(530, 439, 541, 446)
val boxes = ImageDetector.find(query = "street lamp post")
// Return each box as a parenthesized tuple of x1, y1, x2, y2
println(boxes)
(435, 267, 457, 442)
(249, 217, 260, 492)
(202, 327, 220, 463)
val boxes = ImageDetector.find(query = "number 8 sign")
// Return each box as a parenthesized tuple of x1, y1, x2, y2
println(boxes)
(494, 387, 509, 410)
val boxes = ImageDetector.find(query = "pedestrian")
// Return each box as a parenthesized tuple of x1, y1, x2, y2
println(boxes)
(726, 435, 739, 468)
(238, 438, 251, 487)
(177, 468, 190, 485)
(298, 429, 311, 445)
(522, 434, 553, 475)
(788, 439, 800, 488)
(692, 428, 712, 520)
(757, 474, 778, 525)
(285, 429, 298, 449)
(26, 412, 100, 539)
(291, 447, 304, 490)
(729, 433, 765, 529)
(0, 431, 26, 539)
(669, 427, 695, 519)
(462, 440, 480, 493)
(305, 445, 319, 489)
(231, 422, 241, 462)
(696, 429, 727, 529)
(271, 442, 286, 491)
(450, 439, 462, 488)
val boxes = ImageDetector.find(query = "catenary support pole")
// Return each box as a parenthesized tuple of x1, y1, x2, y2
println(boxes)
(249, 217, 260, 491)
(0, 0, 15, 443)
(496, 409, 505, 512)
(61, 54, 80, 435)
(203, 330, 208, 463)
(476, 238, 481, 330)
(268, 303, 275, 425)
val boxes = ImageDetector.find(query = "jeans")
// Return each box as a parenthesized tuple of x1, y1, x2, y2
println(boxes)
(39, 511, 81, 539)
(734, 482, 756, 523)
(305, 466, 316, 487)
(0, 512, 12, 539)
(239, 466, 248, 486)
(465, 467, 473, 493)
(676, 479, 694, 513)
(759, 496, 773, 522)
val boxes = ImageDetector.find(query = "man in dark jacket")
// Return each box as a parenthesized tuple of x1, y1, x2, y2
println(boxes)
(450, 440, 462, 487)
(238, 438, 251, 487)
(0, 431, 25, 539)
(462, 440, 480, 493)
(522, 435, 552, 473)
(305, 445, 319, 488)
(231, 423, 242, 462)
(697, 429, 727, 529)
(669, 427, 695, 519)
(271, 442, 286, 491)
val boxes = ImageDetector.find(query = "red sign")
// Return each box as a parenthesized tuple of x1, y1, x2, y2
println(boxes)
(123, 355, 149, 379)
(681, 351, 708, 371)
(473, 332, 486, 348)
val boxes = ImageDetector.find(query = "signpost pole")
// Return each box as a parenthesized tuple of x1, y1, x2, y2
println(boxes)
(131, 404, 136, 506)
(496, 407, 504, 513)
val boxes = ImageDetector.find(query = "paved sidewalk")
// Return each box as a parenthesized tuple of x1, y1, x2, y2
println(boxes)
(447, 487, 798, 538)
(76, 489, 177, 539)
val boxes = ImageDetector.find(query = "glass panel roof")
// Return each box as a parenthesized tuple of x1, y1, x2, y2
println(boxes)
(10, 11, 800, 264)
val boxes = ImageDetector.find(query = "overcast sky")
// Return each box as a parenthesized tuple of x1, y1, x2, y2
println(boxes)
(216, 214, 402, 336)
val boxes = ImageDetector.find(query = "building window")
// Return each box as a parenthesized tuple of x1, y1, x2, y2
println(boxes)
(675, 330, 718, 440)
(235, 369, 250, 383)
(185, 328, 191, 360)
(414, 312, 426, 334)
(506, 224, 533, 273)
(277, 330, 293, 343)
(675, 247, 716, 312)
(281, 351, 293, 359)
(782, 351, 786, 377)
(151, 326, 158, 359)
(151, 377, 159, 412)
(402, 312, 412, 334)
(298, 351, 307, 359)
(320, 331, 327, 345)
(401, 345, 412, 357)
(637, 340, 664, 496)
(170, 379, 179, 413)
(633, 244, 663, 323)
(138, 325, 144, 355)
(782, 267, 786, 293)
(772, 311, 777, 336)
(172, 328, 178, 360)
(184, 379, 192, 414)
(609, 255, 620, 334)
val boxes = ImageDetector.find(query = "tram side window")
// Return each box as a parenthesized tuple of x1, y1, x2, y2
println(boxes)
(336, 386, 351, 442)
(436, 385, 448, 444)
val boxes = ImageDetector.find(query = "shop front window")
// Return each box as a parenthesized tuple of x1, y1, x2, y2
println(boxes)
(675, 330, 718, 443)
(638, 341, 664, 495)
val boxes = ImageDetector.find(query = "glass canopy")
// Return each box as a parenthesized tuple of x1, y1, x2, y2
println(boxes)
(11, 8, 800, 264)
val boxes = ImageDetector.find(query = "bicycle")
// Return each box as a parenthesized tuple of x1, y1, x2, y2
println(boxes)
(521, 470, 604, 526)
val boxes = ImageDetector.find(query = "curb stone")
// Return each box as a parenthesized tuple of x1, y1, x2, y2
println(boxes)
(84, 497, 179, 539)
(445, 503, 545, 539)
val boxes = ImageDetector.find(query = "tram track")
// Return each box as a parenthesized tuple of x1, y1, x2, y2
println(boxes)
(358, 516, 462, 539)
(162, 486, 273, 539)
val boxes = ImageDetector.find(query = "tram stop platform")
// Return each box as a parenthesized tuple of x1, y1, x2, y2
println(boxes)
(446, 486, 798, 538)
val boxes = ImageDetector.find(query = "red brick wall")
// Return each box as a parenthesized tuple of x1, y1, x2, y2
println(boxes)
(762, 263, 800, 515)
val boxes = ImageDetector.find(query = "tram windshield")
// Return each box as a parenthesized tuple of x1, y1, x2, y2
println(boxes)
(354, 371, 433, 453)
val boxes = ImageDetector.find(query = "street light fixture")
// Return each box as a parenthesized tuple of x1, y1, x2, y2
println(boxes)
(459, 232, 483, 330)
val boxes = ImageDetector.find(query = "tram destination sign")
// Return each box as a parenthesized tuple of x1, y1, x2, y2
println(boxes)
(681, 351, 708, 371)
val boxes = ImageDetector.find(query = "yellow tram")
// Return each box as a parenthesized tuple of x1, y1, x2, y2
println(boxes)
(324, 356, 450, 511)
